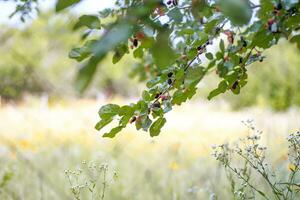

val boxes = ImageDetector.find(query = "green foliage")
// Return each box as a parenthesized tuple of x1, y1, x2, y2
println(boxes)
(13, 0, 300, 137)
(57, 0, 300, 137)
(223, 41, 300, 111)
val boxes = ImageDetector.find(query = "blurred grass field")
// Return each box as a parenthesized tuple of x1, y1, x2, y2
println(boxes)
(0, 98, 299, 199)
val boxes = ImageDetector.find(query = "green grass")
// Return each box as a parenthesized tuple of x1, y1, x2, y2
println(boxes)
(0, 99, 299, 199)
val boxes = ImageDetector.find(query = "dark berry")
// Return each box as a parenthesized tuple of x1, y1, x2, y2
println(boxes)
(167, 79, 172, 85)
(133, 39, 138, 47)
(197, 46, 202, 51)
(167, 72, 173, 77)
(152, 102, 161, 108)
(240, 37, 247, 47)
(167, 1, 172, 5)
(130, 116, 137, 124)
(231, 81, 239, 90)
(155, 93, 160, 99)
(239, 57, 243, 64)
(276, 3, 282, 10)
(288, 7, 297, 15)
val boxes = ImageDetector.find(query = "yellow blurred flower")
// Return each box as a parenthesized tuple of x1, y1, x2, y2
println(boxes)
(17, 139, 36, 151)
(169, 161, 180, 171)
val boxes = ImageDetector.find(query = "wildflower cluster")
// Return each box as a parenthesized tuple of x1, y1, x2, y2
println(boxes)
(65, 161, 117, 200)
(212, 121, 300, 200)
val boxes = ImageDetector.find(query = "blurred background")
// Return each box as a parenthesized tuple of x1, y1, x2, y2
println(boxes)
(0, 0, 299, 199)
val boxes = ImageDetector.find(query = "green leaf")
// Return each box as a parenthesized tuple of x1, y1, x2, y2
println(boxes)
(119, 105, 135, 126)
(178, 28, 194, 35)
(103, 126, 123, 138)
(173, 68, 185, 88)
(258, 0, 274, 20)
(251, 29, 274, 49)
(113, 44, 129, 64)
(69, 40, 96, 62)
(95, 118, 113, 131)
(151, 107, 164, 118)
(167, 7, 183, 23)
(185, 66, 205, 86)
(224, 61, 234, 71)
(204, 18, 221, 33)
(172, 90, 188, 105)
(208, 80, 228, 100)
(219, 0, 253, 26)
(73, 15, 101, 30)
(163, 100, 172, 113)
(150, 117, 166, 137)
(290, 35, 300, 50)
(219, 39, 225, 52)
(119, 105, 134, 116)
(136, 100, 149, 115)
(140, 37, 155, 49)
(135, 115, 152, 131)
(98, 104, 120, 119)
(133, 46, 144, 59)
(151, 30, 176, 69)
(56, 0, 81, 12)
(99, 8, 113, 18)
(205, 52, 214, 60)
(75, 22, 133, 92)
(141, 115, 152, 131)
(142, 90, 151, 101)
(146, 77, 162, 88)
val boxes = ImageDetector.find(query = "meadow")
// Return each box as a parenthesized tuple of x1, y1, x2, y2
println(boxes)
(0, 98, 299, 200)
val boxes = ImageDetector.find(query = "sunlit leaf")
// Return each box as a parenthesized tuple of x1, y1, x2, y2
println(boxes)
(151, 30, 176, 69)
(103, 126, 123, 138)
(98, 104, 120, 119)
(150, 117, 166, 137)
(73, 15, 101, 30)
(56, 0, 81, 12)
(219, 0, 253, 26)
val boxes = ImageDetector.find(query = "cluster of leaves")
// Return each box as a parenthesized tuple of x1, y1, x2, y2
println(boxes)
(212, 121, 300, 200)
(53, 0, 300, 137)
(6, 0, 39, 22)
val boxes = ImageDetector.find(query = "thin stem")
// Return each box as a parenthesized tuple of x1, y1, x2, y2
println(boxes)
(226, 165, 270, 200)
(237, 152, 282, 200)
(101, 166, 108, 200)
